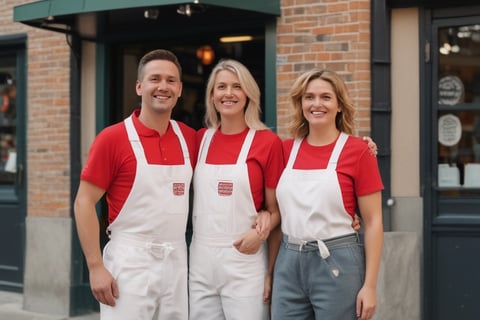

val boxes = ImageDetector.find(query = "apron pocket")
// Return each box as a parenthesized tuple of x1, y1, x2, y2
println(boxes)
(226, 246, 267, 297)
(103, 242, 151, 297)
(116, 264, 150, 297)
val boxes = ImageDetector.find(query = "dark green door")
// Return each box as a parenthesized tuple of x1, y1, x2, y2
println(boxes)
(0, 36, 27, 292)
(425, 9, 480, 319)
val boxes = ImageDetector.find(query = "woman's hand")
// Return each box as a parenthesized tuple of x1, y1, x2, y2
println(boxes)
(233, 229, 264, 254)
(356, 284, 377, 320)
(254, 209, 272, 240)
(263, 273, 273, 304)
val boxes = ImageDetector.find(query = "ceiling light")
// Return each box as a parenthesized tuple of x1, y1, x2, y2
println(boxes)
(177, 4, 192, 16)
(144, 9, 159, 20)
(177, 4, 205, 17)
(219, 35, 253, 43)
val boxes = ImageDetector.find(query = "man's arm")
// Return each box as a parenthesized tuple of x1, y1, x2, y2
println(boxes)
(74, 180, 118, 306)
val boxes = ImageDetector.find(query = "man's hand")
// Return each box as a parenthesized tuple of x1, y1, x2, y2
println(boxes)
(89, 264, 119, 307)
(363, 136, 378, 157)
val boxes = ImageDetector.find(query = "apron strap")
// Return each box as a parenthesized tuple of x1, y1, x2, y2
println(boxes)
(236, 129, 256, 164)
(170, 120, 190, 163)
(285, 138, 303, 169)
(327, 132, 349, 170)
(124, 115, 146, 164)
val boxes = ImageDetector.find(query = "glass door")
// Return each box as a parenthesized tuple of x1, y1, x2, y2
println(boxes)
(427, 13, 480, 320)
(434, 18, 480, 215)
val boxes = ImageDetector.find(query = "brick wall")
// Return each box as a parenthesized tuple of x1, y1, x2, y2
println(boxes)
(276, 0, 372, 139)
(2, 0, 71, 217)
(2, 0, 373, 216)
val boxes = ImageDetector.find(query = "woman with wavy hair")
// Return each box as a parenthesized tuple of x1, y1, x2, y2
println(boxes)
(271, 69, 384, 320)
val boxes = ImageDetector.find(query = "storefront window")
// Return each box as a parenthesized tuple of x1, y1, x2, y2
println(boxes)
(0, 55, 16, 185)
(437, 24, 480, 195)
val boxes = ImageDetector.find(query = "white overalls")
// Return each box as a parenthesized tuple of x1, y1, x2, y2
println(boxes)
(101, 116, 192, 320)
(189, 129, 268, 320)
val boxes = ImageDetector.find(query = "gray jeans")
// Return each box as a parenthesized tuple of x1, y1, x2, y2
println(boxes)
(271, 234, 365, 320)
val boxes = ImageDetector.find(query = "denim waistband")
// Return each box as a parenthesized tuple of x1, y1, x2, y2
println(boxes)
(283, 233, 360, 256)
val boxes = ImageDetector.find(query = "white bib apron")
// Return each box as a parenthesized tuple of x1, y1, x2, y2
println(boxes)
(101, 115, 192, 320)
(277, 132, 355, 257)
(189, 128, 268, 320)
(273, 133, 364, 319)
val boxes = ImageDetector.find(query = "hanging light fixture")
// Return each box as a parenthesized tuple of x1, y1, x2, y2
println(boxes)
(196, 45, 215, 65)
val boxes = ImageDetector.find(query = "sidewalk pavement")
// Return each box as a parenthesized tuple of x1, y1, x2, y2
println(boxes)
(0, 291, 99, 320)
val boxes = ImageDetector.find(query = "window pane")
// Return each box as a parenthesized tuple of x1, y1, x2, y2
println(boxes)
(0, 55, 16, 185)
(437, 24, 480, 194)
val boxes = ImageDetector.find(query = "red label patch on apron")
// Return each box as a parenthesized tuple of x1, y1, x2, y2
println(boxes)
(218, 181, 233, 196)
(173, 182, 185, 196)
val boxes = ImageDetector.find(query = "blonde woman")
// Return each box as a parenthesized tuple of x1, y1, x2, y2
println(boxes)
(188, 59, 283, 319)
(271, 69, 384, 320)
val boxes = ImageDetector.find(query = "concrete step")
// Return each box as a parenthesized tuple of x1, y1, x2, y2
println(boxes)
(0, 291, 99, 320)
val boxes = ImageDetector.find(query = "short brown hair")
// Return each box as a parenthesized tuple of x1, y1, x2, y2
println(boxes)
(137, 49, 182, 80)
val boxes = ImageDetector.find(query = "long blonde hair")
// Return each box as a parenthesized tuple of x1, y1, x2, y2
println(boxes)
(204, 59, 268, 130)
(288, 69, 355, 138)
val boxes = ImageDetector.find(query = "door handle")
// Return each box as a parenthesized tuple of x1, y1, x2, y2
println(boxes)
(16, 164, 23, 187)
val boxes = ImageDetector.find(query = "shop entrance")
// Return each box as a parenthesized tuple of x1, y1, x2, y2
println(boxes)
(425, 8, 480, 319)
(108, 31, 266, 128)
(0, 38, 26, 292)
(102, 23, 267, 248)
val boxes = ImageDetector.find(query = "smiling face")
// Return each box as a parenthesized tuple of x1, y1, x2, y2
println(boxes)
(301, 78, 341, 130)
(211, 69, 248, 121)
(136, 59, 183, 115)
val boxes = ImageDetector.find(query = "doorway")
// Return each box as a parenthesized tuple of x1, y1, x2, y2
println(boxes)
(0, 38, 26, 292)
(103, 28, 266, 245)
(107, 33, 266, 127)
(425, 9, 480, 319)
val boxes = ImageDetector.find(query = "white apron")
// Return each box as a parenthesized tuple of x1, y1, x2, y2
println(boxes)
(189, 128, 268, 320)
(277, 132, 355, 257)
(101, 115, 192, 320)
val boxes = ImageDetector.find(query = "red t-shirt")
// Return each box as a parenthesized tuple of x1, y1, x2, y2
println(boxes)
(282, 135, 384, 216)
(196, 127, 284, 211)
(81, 110, 197, 223)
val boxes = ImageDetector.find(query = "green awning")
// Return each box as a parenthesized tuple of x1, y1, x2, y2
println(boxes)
(14, 0, 280, 23)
